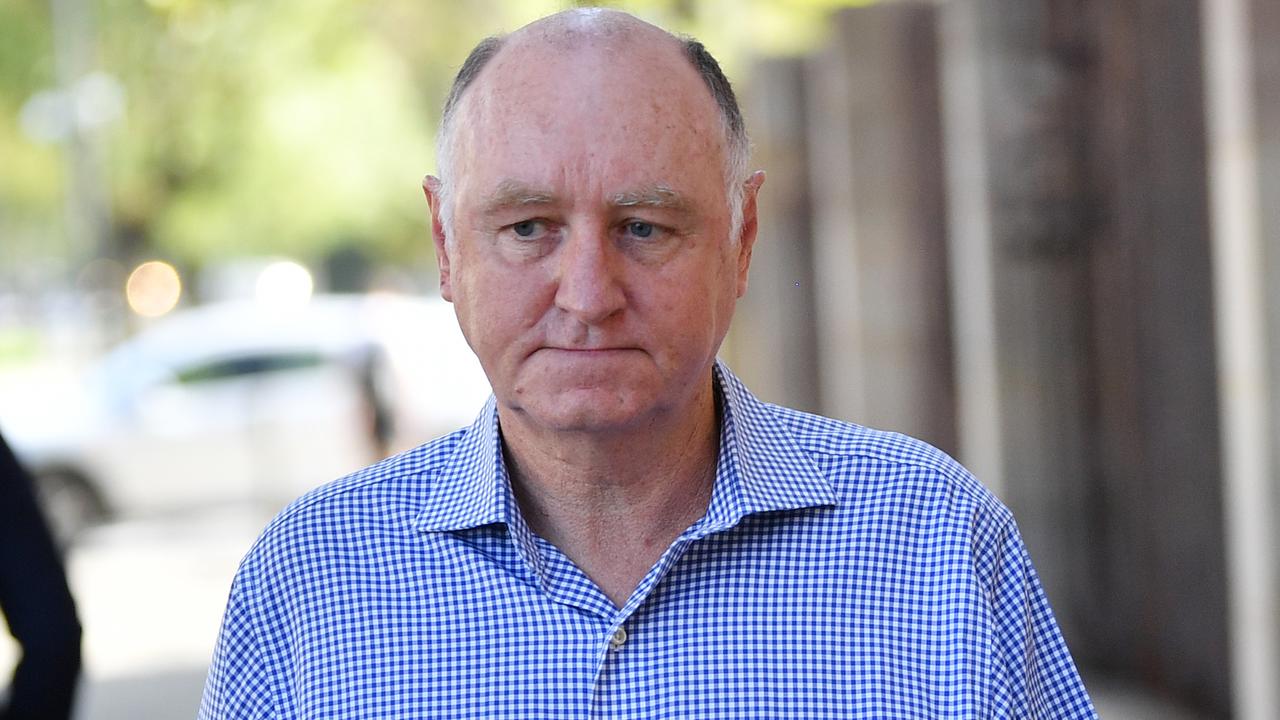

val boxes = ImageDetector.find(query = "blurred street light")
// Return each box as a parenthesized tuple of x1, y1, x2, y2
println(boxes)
(126, 261, 182, 318)
(254, 260, 314, 312)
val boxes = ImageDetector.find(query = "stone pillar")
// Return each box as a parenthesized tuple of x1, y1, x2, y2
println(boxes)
(936, 0, 1097, 644)
(1087, 1, 1228, 712)
(804, 3, 957, 455)
(940, 0, 1230, 713)
(730, 58, 821, 414)
(1205, 0, 1280, 717)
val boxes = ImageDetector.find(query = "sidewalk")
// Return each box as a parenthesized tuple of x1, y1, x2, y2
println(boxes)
(1088, 675, 1214, 720)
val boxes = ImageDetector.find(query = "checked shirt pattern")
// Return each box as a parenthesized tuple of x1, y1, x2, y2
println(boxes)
(200, 362, 1097, 719)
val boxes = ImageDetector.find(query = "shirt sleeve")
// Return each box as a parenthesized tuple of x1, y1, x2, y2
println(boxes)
(198, 569, 279, 720)
(982, 513, 1098, 720)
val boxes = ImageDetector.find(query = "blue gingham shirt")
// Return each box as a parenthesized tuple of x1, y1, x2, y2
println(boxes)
(200, 362, 1097, 719)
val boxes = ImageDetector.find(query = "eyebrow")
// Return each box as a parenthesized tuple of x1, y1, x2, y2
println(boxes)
(610, 184, 690, 212)
(478, 180, 557, 215)
(477, 180, 694, 217)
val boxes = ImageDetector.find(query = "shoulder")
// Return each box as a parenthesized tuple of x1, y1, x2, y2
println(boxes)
(766, 402, 956, 469)
(765, 401, 1008, 519)
(277, 427, 464, 525)
(233, 427, 469, 584)
(769, 406, 1096, 716)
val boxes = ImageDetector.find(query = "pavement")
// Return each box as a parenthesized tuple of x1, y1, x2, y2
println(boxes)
(1, 505, 1215, 719)
(0, 504, 268, 720)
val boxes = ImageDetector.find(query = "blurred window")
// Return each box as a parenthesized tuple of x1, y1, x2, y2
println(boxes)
(173, 352, 326, 385)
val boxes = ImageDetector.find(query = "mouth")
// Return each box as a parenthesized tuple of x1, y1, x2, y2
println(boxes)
(535, 346, 644, 362)
(541, 346, 638, 354)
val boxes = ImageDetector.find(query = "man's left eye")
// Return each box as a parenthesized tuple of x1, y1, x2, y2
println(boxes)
(626, 221, 655, 239)
(512, 220, 543, 238)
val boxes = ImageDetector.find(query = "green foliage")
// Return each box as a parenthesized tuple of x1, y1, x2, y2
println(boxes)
(0, 0, 62, 262)
(0, 0, 875, 275)
(102, 0, 441, 266)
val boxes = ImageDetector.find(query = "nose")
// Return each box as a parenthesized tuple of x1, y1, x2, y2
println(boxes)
(553, 226, 627, 325)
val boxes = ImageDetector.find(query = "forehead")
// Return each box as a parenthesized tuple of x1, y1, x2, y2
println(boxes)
(450, 39, 727, 203)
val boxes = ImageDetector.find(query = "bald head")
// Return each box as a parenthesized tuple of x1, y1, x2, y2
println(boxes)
(513, 7, 676, 48)
(432, 9, 750, 246)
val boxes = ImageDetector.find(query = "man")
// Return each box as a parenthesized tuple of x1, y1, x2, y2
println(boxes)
(201, 8, 1097, 718)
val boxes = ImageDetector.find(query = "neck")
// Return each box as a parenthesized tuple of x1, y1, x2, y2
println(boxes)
(498, 378, 720, 607)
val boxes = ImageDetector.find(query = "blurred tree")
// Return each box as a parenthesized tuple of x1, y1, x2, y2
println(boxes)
(0, 1, 61, 273)
(0, 0, 876, 279)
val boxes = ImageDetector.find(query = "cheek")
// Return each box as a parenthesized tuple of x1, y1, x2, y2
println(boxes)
(452, 254, 504, 312)
(451, 263, 544, 352)
(651, 284, 723, 348)
(448, 266, 499, 349)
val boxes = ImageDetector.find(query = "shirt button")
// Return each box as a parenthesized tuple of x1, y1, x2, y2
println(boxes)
(609, 627, 628, 651)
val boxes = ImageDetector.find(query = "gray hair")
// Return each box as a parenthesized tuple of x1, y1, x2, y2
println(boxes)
(433, 30, 751, 246)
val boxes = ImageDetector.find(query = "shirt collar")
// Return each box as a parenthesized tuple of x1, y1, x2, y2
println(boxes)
(413, 361, 836, 535)
(413, 394, 511, 532)
(693, 361, 836, 536)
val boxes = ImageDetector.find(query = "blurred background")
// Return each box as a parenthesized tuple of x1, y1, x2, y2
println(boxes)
(0, 0, 1276, 718)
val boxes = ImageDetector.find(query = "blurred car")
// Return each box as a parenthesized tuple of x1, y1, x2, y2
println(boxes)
(0, 293, 491, 544)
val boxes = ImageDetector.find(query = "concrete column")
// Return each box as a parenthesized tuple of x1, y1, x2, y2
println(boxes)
(804, 3, 957, 454)
(940, 0, 1231, 713)
(729, 58, 821, 414)
(1205, 0, 1280, 717)
(936, 0, 1096, 645)
(1087, 1, 1229, 712)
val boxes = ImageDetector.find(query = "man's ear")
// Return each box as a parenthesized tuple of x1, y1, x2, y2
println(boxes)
(423, 175, 454, 302)
(735, 170, 766, 298)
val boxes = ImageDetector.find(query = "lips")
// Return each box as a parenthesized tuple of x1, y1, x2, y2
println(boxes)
(541, 346, 637, 353)
(533, 346, 645, 361)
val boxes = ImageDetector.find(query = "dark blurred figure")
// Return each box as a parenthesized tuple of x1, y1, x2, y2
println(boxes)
(0, 430, 81, 720)
(353, 344, 394, 460)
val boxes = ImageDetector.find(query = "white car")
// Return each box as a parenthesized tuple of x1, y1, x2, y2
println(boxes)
(1, 294, 491, 543)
